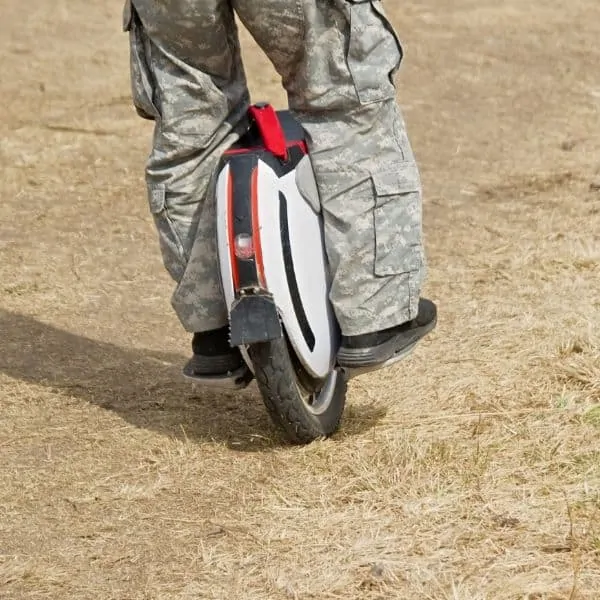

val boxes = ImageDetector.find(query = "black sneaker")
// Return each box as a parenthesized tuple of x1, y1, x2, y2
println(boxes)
(337, 298, 437, 368)
(185, 326, 244, 376)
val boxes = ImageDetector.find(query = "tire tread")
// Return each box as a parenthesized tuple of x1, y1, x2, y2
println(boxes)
(248, 338, 347, 444)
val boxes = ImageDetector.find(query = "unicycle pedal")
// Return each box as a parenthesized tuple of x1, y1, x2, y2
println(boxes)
(340, 342, 418, 380)
(182, 362, 254, 391)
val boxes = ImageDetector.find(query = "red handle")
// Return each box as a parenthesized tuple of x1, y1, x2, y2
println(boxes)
(248, 103, 288, 160)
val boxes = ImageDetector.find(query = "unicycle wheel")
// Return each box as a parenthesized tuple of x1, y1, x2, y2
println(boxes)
(248, 336, 347, 444)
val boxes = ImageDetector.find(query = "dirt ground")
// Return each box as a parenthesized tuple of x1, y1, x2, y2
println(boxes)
(1, 1, 600, 598)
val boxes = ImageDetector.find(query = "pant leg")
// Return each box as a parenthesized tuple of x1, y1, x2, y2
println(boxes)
(123, 0, 250, 332)
(235, 0, 426, 336)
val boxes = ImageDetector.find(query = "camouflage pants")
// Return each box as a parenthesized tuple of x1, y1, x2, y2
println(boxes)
(123, 0, 426, 336)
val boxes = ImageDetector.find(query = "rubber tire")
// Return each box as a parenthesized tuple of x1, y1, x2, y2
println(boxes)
(248, 337, 347, 444)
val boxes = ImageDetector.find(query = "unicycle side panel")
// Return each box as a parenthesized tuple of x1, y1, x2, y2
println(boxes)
(255, 158, 338, 379)
(215, 164, 235, 311)
(215, 163, 256, 373)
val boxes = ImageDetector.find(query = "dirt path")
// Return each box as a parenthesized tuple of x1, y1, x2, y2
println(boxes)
(1, 1, 599, 598)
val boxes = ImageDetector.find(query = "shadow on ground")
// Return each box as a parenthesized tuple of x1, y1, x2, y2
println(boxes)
(0, 309, 387, 450)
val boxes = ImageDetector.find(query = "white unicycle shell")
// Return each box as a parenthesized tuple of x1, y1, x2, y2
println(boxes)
(214, 107, 339, 380)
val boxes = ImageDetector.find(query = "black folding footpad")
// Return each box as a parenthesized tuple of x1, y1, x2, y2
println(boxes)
(182, 362, 255, 390)
(229, 292, 283, 346)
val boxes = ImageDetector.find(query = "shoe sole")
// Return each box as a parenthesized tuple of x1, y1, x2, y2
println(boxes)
(337, 316, 437, 369)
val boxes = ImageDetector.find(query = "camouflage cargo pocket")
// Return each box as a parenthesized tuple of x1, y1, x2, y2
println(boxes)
(147, 184, 189, 282)
(371, 163, 422, 277)
(123, 0, 160, 121)
(344, 0, 403, 104)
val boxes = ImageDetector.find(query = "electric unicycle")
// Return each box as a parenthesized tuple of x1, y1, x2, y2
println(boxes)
(183, 103, 417, 444)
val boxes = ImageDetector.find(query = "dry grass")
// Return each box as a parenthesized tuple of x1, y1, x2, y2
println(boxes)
(1, 0, 600, 598)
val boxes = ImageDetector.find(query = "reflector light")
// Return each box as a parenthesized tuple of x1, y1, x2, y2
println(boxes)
(234, 233, 254, 260)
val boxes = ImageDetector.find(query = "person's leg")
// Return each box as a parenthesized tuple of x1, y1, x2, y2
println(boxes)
(234, 0, 436, 366)
(123, 0, 251, 373)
